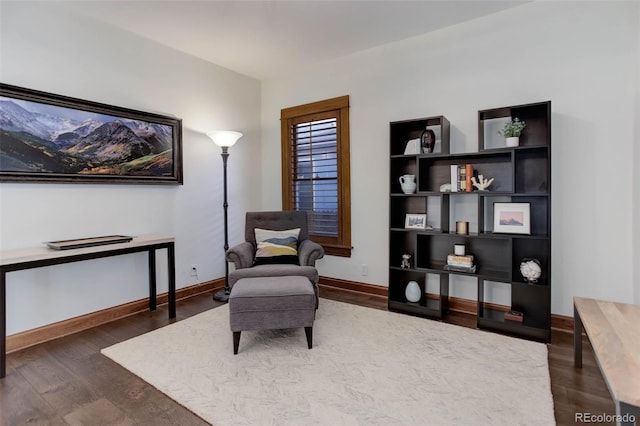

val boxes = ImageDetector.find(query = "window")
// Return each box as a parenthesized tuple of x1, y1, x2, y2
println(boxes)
(281, 95, 351, 257)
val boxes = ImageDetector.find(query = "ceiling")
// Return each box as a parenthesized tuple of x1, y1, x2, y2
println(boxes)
(63, 1, 529, 81)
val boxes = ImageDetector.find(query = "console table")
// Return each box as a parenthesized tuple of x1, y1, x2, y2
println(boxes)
(0, 234, 176, 378)
(574, 296, 640, 425)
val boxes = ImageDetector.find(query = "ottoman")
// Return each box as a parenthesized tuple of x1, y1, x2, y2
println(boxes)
(228, 276, 316, 354)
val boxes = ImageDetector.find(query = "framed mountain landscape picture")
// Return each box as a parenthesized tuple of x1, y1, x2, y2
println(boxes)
(0, 83, 182, 184)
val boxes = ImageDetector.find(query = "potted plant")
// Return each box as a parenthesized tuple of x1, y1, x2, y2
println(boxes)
(498, 117, 526, 147)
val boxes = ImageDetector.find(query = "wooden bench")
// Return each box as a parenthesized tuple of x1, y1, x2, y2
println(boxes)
(574, 297, 640, 425)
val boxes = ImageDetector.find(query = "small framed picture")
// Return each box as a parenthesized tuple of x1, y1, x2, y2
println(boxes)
(493, 202, 531, 234)
(405, 213, 427, 229)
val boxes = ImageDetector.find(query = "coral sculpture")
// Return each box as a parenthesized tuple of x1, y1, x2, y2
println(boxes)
(471, 174, 494, 191)
(520, 259, 542, 283)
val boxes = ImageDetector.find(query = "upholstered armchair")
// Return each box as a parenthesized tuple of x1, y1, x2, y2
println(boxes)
(225, 211, 325, 291)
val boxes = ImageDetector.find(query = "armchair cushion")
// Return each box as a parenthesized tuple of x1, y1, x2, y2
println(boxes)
(254, 228, 300, 266)
(229, 264, 319, 289)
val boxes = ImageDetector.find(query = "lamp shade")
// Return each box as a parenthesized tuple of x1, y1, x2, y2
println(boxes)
(206, 130, 243, 147)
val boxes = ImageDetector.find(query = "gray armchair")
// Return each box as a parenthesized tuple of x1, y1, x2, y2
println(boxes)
(225, 211, 325, 292)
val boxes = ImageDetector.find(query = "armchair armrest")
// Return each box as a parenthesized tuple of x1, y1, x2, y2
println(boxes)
(225, 241, 255, 269)
(298, 239, 325, 267)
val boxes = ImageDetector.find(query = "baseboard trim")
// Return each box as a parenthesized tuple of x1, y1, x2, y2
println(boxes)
(7, 278, 224, 353)
(8, 275, 573, 352)
(319, 276, 573, 333)
(319, 276, 388, 297)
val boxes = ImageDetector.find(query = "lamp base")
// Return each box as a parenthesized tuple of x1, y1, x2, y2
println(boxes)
(213, 289, 230, 303)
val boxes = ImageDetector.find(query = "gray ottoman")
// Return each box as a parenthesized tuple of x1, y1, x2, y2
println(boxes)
(228, 276, 316, 354)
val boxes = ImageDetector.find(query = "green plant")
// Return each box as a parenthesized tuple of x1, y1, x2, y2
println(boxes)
(498, 117, 526, 137)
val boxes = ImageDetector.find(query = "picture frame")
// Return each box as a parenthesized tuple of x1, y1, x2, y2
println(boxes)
(0, 83, 183, 184)
(493, 202, 531, 234)
(405, 213, 427, 229)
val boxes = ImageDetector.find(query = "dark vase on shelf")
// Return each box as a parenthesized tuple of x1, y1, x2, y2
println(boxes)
(421, 129, 436, 153)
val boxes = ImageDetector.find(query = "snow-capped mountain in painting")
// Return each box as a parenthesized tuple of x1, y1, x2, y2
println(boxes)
(0, 96, 175, 177)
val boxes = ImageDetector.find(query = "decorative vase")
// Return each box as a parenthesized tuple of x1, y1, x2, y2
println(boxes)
(399, 174, 417, 194)
(505, 136, 519, 147)
(405, 280, 421, 302)
(421, 129, 436, 153)
(520, 258, 542, 283)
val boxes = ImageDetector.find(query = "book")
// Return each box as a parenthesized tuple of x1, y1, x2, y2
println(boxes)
(447, 254, 475, 264)
(447, 261, 476, 268)
(504, 310, 524, 323)
(458, 165, 466, 191)
(450, 165, 458, 192)
(443, 264, 477, 273)
(465, 164, 473, 192)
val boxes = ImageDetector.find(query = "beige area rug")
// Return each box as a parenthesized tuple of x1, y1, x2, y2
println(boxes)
(102, 299, 555, 425)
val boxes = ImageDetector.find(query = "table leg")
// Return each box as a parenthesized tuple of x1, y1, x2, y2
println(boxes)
(168, 242, 176, 319)
(148, 249, 157, 311)
(1, 268, 6, 378)
(617, 401, 639, 426)
(574, 303, 583, 368)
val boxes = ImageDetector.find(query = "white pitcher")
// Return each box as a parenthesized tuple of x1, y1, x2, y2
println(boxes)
(399, 174, 416, 194)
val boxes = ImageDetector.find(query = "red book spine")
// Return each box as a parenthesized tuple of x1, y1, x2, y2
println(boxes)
(466, 164, 472, 192)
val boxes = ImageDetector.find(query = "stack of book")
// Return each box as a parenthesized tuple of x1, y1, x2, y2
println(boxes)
(443, 254, 476, 273)
(449, 164, 473, 192)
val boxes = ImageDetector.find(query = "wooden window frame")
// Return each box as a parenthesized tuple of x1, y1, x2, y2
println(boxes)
(281, 95, 351, 257)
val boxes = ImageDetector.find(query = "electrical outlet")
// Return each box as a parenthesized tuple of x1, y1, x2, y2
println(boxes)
(361, 264, 368, 276)
(191, 265, 198, 277)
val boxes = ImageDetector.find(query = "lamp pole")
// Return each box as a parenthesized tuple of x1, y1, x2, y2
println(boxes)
(215, 145, 231, 302)
(206, 130, 243, 303)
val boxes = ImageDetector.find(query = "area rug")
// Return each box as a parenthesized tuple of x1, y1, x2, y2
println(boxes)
(102, 299, 555, 425)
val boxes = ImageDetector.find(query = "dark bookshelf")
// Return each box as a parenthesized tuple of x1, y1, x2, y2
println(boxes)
(388, 102, 551, 342)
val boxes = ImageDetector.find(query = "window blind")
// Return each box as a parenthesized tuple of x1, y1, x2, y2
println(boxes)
(288, 114, 339, 237)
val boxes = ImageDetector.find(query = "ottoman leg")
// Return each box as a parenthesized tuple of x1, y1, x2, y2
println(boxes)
(304, 326, 313, 349)
(233, 331, 241, 355)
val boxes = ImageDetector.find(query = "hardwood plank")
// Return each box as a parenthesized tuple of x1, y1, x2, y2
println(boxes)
(1, 289, 615, 426)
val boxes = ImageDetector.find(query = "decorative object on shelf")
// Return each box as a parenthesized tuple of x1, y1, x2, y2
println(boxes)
(404, 280, 421, 302)
(399, 174, 417, 194)
(206, 130, 243, 302)
(440, 183, 451, 192)
(505, 310, 524, 323)
(471, 174, 494, 191)
(520, 258, 542, 283)
(454, 244, 466, 256)
(405, 213, 427, 229)
(403, 138, 421, 155)
(401, 253, 412, 269)
(493, 202, 531, 235)
(0, 83, 183, 184)
(455, 221, 469, 235)
(421, 128, 436, 153)
(444, 253, 476, 273)
(498, 117, 526, 147)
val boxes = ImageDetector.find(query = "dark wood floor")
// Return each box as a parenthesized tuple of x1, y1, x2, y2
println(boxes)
(1, 287, 615, 425)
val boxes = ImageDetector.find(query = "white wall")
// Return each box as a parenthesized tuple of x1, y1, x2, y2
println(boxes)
(0, 2, 261, 335)
(262, 1, 640, 316)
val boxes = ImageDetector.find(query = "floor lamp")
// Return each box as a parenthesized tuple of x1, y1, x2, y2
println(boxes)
(206, 130, 243, 302)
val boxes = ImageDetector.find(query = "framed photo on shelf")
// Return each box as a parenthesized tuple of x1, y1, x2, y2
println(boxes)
(493, 202, 531, 234)
(405, 213, 427, 229)
(0, 83, 183, 184)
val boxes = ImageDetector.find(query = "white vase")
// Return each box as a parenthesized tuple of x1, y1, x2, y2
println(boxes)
(505, 137, 519, 147)
(399, 174, 416, 194)
(405, 280, 421, 302)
